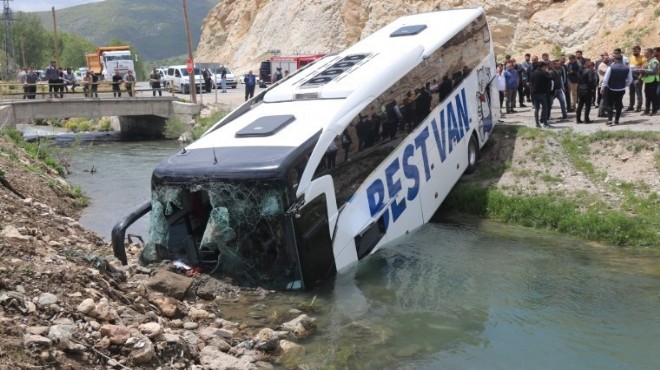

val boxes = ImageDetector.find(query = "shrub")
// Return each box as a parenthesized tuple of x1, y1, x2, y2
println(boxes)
(64, 117, 93, 132)
(164, 116, 187, 139)
(98, 117, 112, 132)
(191, 109, 229, 141)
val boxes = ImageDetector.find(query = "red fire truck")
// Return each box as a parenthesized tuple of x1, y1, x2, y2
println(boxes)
(259, 54, 326, 87)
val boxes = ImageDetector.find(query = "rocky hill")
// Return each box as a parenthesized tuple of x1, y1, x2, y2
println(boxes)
(195, 0, 659, 71)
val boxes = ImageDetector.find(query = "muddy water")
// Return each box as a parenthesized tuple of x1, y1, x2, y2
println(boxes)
(66, 141, 660, 369)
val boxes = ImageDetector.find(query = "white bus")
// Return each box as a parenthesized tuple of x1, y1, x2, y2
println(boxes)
(124, 8, 498, 290)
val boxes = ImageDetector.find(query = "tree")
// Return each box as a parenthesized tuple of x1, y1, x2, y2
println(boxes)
(58, 32, 96, 68)
(2, 13, 50, 69)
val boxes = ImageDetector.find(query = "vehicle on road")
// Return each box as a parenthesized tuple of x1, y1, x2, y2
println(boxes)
(85, 46, 134, 80)
(211, 67, 238, 89)
(164, 65, 204, 94)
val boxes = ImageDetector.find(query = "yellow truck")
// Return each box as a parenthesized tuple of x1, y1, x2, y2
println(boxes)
(85, 46, 134, 80)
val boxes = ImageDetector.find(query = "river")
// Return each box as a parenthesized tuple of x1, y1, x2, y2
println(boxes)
(65, 140, 660, 369)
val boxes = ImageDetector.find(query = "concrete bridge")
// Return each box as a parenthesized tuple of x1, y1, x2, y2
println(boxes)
(0, 97, 202, 138)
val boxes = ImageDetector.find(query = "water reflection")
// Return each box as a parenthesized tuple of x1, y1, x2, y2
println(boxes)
(296, 221, 660, 369)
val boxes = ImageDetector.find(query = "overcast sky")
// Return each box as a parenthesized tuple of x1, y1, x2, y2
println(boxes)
(10, 0, 105, 12)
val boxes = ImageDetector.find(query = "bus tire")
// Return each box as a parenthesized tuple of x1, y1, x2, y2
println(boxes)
(465, 134, 479, 174)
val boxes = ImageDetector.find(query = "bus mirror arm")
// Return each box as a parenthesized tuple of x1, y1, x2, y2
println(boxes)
(285, 195, 306, 218)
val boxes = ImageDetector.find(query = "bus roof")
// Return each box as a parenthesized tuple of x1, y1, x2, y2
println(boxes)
(182, 8, 486, 179)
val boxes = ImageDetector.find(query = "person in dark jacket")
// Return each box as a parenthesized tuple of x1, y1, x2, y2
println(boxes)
(244, 70, 256, 101)
(529, 61, 553, 128)
(576, 61, 598, 123)
(600, 49, 633, 125)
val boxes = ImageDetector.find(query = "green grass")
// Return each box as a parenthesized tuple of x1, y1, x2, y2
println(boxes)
(442, 185, 658, 247)
(164, 116, 187, 139)
(68, 185, 90, 208)
(191, 109, 230, 140)
(2, 129, 66, 177)
(447, 126, 660, 248)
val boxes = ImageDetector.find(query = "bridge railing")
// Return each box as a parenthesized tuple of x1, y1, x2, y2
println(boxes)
(0, 81, 178, 102)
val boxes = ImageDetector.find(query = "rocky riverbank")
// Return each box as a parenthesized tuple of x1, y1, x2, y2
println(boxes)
(0, 133, 316, 369)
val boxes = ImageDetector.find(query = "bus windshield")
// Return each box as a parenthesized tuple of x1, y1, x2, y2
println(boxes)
(145, 180, 301, 290)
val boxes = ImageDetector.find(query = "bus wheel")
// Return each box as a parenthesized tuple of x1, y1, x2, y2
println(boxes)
(466, 134, 479, 174)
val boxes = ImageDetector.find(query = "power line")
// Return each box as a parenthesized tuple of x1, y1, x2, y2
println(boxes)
(2, 0, 14, 80)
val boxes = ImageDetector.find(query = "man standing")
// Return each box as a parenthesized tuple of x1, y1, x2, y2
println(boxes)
(565, 54, 581, 112)
(549, 61, 568, 121)
(124, 70, 136, 97)
(530, 61, 553, 128)
(521, 53, 532, 103)
(24, 67, 39, 99)
(219, 65, 227, 93)
(244, 70, 256, 101)
(627, 46, 646, 112)
(639, 47, 659, 116)
(576, 61, 597, 123)
(112, 70, 123, 97)
(150, 68, 162, 96)
(504, 62, 519, 113)
(18, 67, 27, 99)
(44, 61, 59, 98)
(601, 49, 632, 126)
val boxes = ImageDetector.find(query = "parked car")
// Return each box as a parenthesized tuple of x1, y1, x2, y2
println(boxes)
(211, 67, 237, 89)
(164, 65, 203, 94)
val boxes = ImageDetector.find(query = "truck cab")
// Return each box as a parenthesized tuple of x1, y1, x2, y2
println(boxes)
(101, 51, 134, 80)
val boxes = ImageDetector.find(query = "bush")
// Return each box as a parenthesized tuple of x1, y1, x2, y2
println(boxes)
(164, 116, 187, 139)
(64, 117, 93, 132)
(191, 109, 229, 141)
(97, 117, 112, 132)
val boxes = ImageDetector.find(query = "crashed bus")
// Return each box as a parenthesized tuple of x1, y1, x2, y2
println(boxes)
(113, 8, 499, 290)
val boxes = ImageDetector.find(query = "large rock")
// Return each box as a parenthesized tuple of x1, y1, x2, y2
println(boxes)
(99, 324, 131, 345)
(254, 328, 279, 351)
(37, 292, 58, 306)
(199, 345, 256, 370)
(148, 293, 179, 318)
(129, 333, 155, 365)
(195, 0, 659, 75)
(198, 327, 233, 342)
(138, 322, 163, 338)
(1, 225, 29, 240)
(147, 270, 193, 300)
(279, 314, 316, 338)
(24, 334, 52, 348)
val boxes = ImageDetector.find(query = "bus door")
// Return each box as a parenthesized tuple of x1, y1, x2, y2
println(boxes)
(290, 175, 338, 289)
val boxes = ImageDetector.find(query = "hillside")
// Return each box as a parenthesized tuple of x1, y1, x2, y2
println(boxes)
(35, 0, 217, 61)
(196, 0, 659, 71)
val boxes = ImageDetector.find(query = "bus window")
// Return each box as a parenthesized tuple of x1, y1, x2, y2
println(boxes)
(324, 14, 490, 209)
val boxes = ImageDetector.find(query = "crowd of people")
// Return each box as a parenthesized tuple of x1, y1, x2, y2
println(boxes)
(497, 46, 659, 127)
(17, 61, 139, 99)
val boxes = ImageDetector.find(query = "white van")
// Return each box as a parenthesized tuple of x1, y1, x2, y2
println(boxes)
(165, 65, 204, 94)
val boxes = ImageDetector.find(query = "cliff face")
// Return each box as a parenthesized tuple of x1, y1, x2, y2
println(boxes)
(195, 0, 659, 72)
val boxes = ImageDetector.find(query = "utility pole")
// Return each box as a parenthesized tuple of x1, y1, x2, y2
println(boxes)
(2, 0, 14, 80)
(51, 7, 60, 67)
(182, 0, 196, 103)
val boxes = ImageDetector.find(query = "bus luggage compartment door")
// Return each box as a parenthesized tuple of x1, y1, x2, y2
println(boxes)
(293, 194, 337, 289)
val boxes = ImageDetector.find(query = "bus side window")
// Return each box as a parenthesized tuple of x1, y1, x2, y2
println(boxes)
(322, 14, 490, 210)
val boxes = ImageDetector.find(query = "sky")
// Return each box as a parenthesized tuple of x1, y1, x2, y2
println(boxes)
(10, 0, 105, 12)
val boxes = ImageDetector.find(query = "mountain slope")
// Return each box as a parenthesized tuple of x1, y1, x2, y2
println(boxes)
(196, 0, 659, 71)
(35, 0, 217, 61)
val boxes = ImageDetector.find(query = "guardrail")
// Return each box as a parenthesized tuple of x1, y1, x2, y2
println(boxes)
(0, 81, 177, 101)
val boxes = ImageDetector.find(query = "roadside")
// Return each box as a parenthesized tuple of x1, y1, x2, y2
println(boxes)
(443, 100, 659, 249)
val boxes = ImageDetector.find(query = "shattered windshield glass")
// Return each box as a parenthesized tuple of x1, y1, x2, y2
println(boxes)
(142, 180, 301, 290)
